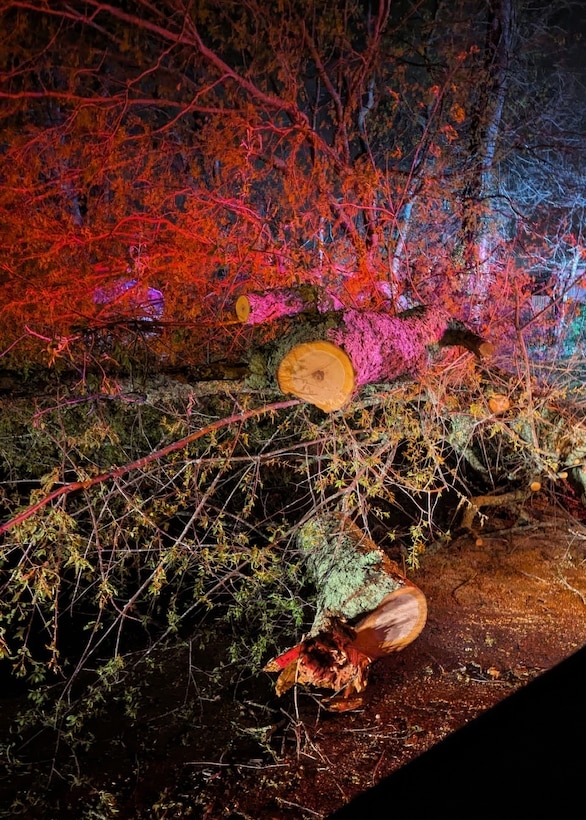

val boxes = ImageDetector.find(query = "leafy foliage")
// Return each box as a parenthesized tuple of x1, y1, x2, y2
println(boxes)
(1, 357, 582, 769)
(0, 0, 584, 368)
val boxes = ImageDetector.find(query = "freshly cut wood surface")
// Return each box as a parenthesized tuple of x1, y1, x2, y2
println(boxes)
(351, 586, 428, 659)
(277, 340, 355, 412)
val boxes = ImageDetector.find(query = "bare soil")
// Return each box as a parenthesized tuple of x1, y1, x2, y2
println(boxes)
(5, 496, 586, 819)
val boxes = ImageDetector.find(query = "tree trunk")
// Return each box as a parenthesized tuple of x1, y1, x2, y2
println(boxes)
(235, 286, 342, 324)
(264, 513, 427, 710)
(461, 0, 517, 305)
(249, 304, 493, 411)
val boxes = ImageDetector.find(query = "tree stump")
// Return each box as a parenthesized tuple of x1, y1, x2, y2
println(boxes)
(264, 513, 427, 710)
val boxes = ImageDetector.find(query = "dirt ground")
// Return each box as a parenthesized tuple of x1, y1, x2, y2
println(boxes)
(5, 494, 586, 819)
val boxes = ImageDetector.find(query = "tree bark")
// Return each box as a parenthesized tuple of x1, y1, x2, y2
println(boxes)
(249, 304, 493, 411)
(461, 0, 517, 301)
(235, 286, 343, 324)
(264, 513, 427, 710)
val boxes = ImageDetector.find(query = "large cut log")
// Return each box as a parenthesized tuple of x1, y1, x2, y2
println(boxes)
(277, 340, 356, 413)
(264, 513, 427, 710)
(249, 305, 493, 411)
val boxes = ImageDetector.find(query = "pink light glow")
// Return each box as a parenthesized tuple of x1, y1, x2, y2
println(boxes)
(329, 308, 450, 386)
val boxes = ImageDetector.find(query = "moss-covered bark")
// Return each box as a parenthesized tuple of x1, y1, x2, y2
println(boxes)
(246, 305, 492, 406)
(297, 513, 406, 633)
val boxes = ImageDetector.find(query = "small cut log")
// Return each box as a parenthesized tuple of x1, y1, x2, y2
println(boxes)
(235, 286, 343, 325)
(264, 513, 427, 710)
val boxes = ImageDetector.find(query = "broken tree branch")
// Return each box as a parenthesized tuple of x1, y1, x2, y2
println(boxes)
(0, 398, 301, 536)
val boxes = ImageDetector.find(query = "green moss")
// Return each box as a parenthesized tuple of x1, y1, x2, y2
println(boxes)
(297, 514, 401, 632)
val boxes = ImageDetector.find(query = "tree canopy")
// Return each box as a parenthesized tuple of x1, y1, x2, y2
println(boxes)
(1, 0, 584, 368)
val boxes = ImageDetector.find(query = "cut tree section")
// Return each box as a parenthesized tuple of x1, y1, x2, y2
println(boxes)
(235, 287, 344, 325)
(264, 514, 427, 709)
(235, 291, 309, 324)
(277, 340, 355, 412)
(255, 304, 494, 412)
(351, 586, 428, 659)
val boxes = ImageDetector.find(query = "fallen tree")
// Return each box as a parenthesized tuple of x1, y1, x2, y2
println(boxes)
(3, 325, 586, 790)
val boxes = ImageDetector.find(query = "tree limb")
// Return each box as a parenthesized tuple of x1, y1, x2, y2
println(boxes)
(0, 398, 300, 536)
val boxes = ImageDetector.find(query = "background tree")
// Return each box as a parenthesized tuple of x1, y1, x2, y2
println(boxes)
(0, 0, 584, 369)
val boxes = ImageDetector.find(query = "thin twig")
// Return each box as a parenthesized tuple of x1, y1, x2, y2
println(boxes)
(276, 798, 324, 818)
(558, 575, 586, 605)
